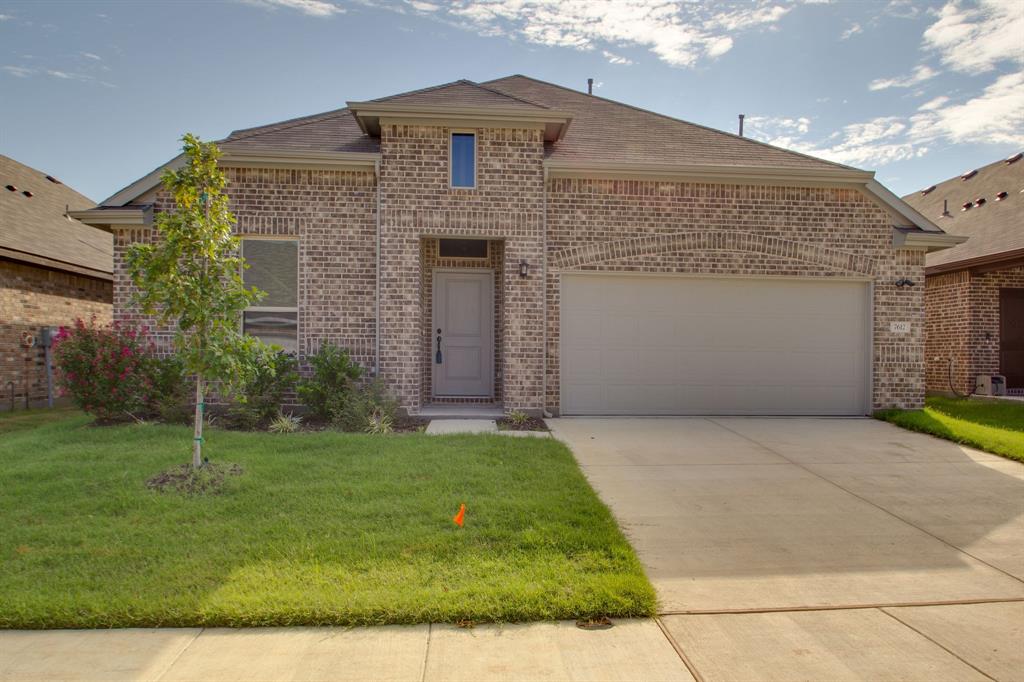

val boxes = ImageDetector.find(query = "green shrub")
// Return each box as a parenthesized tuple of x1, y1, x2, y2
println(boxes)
(334, 378, 398, 433)
(53, 319, 164, 423)
(152, 355, 192, 424)
(268, 412, 302, 434)
(507, 410, 530, 426)
(297, 344, 363, 421)
(230, 350, 298, 430)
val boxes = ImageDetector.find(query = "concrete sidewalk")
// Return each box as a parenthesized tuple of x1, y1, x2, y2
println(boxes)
(0, 619, 693, 682)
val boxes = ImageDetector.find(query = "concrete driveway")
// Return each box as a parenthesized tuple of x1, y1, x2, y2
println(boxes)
(551, 417, 1024, 681)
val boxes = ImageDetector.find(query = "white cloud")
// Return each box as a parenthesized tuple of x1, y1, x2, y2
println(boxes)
(240, 0, 345, 17)
(47, 70, 74, 79)
(910, 71, 1024, 146)
(2, 65, 33, 78)
(917, 95, 949, 111)
(868, 64, 938, 91)
(81, 52, 102, 60)
(884, 0, 921, 19)
(840, 22, 862, 39)
(412, 1, 793, 68)
(0, 14, 12, 20)
(602, 50, 634, 65)
(923, 0, 1024, 73)
(407, 0, 440, 10)
(748, 71, 1024, 168)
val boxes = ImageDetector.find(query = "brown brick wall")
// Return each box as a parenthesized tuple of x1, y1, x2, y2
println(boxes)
(113, 167, 379, 371)
(926, 265, 1024, 393)
(379, 125, 545, 413)
(0, 259, 111, 408)
(108, 132, 934, 414)
(544, 179, 927, 411)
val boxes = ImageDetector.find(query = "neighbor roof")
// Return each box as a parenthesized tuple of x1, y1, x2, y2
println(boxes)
(902, 154, 1024, 273)
(0, 155, 112, 278)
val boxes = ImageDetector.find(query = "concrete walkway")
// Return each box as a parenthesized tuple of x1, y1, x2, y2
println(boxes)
(550, 416, 1024, 681)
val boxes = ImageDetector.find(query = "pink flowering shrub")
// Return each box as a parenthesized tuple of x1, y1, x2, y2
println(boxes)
(53, 319, 174, 423)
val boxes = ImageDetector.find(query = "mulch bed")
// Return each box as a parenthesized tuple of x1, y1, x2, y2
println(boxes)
(496, 416, 549, 431)
(146, 462, 243, 495)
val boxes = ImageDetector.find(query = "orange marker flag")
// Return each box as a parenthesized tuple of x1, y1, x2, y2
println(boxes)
(453, 503, 466, 527)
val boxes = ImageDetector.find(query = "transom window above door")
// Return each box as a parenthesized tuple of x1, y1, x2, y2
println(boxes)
(450, 132, 476, 188)
(439, 238, 488, 259)
(241, 238, 298, 353)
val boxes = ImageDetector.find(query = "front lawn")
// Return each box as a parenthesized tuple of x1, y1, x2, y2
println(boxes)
(0, 412, 654, 628)
(876, 396, 1024, 463)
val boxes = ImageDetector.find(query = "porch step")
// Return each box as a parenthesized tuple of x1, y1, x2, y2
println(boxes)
(419, 403, 504, 419)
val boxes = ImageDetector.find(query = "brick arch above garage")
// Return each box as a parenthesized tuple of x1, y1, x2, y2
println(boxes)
(548, 231, 879, 277)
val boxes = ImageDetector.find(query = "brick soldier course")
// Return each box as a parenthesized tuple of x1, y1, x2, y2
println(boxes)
(74, 75, 964, 416)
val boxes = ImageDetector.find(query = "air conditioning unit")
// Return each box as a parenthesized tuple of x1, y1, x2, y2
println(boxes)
(975, 375, 1007, 396)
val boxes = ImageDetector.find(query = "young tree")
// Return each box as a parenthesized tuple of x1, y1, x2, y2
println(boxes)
(127, 134, 265, 468)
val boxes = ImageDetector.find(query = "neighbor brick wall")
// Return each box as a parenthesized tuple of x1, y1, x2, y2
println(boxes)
(924, 265, 1024, 394)
(924, 270, 972, 394)
(378, 125, 545, 413)
(0, 259, 111, 408)
(544, 179, 927, 412)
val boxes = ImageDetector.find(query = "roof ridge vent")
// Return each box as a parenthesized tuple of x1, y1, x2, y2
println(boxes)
(1006, 152, 1022, 164)
(45, 174, 62, 184)
(996, 191, 1009, 200)
(22, 190, 33, 198)
(961, 201, 972, 211)
(961, 169, 978, 180)
(920, 185, 936, 195)
(975, 196, 986, 206)
(5, 184, 16, 192)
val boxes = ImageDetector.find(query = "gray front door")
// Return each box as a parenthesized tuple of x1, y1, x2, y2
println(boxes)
(433, 270, 494, 397)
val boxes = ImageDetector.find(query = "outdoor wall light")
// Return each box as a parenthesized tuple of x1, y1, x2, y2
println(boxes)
(519, 260, 529, 278)
(895, 278, 916, 288)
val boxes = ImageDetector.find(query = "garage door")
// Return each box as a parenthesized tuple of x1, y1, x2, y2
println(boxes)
(560, 275, 871, 415)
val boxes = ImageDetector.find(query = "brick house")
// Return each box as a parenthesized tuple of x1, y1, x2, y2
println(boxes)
(1, 155, 112, 409)
(902, 154, 1023, 396)
(73, 76, 963, 416)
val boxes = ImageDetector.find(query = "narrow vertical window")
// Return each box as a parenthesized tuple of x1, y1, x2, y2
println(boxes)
(450, 132, 476, 188)
(241, 238, 299, 353)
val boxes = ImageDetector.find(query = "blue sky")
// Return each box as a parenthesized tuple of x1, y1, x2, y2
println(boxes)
(1, 0, 1021, 202)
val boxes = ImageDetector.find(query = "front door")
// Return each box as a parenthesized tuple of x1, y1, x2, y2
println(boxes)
(1000, 288, 1024, 389)
(433, 270, 494, 397)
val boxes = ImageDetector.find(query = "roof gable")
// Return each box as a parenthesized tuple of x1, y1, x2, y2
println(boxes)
(372, 79, 550, 110)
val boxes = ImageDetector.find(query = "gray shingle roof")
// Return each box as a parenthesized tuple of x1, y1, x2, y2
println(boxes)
(217, 75, 857, 173)
(0, 155, 111, 277)
(901, 155, 1024, 271)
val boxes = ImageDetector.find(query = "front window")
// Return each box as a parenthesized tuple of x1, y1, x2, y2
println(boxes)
(241, 238, 298, 353)
(450, 132, 476, 188)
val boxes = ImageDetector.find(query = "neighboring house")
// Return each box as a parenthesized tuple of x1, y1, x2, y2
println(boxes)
(1, 155, 113, 409)
(72, 75, 963, 417)
(902, 154, 1023, 396)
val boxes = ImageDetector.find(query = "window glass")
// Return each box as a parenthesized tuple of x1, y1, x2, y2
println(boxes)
(439, 239, 488, 259)
(243, 311, 297, 353)
(243, 240, 298, 308)
(242, 239, 298, 353)
(451, 133, 475, 188)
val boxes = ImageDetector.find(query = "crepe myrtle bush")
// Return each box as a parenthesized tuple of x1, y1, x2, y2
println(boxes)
(52, 318, 170, 423)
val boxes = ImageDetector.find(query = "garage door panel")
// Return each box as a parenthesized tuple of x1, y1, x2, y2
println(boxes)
(560, 275, 871, 416)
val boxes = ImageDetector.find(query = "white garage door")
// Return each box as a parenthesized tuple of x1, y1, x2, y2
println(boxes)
(560, 275, 871, 416)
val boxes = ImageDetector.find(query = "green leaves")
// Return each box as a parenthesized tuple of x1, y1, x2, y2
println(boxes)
(126, 134, 268, 397)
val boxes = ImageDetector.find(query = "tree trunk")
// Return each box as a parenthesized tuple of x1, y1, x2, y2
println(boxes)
(192, 374, 204, 469)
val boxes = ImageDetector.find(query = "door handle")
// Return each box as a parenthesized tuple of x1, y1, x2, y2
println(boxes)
(435, 328, 443, 364)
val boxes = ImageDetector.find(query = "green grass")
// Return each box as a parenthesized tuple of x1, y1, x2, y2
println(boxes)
(0, 412, 655, 628)
(876, 396, 1024, 463)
